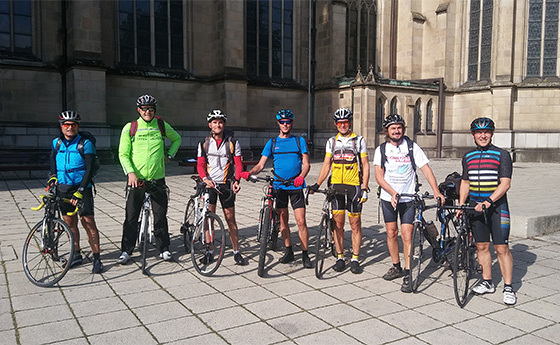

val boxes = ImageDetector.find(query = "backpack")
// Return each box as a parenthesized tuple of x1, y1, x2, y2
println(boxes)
(377, 136, 419, 196)
(328, 134, 363, 184)
(54, 131, 100, 177)
(438, 171, 462, 202)
(269, 135, 303, 180)
(202, 131, 235, 164)
(129, 116, 166, 139)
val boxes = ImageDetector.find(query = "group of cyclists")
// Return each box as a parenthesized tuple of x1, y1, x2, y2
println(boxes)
(49, 94, 516, 306)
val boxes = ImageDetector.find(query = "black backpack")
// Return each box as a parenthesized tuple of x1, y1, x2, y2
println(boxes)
(54, 131, 101, 177)
(377, 136, 419, 196)
(438, 171, 462, 202)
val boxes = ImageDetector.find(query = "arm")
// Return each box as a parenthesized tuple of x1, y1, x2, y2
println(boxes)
(300, 153, 310, 178)
(78, 154, 95, 191)
(232, 155, 243, 193)
(49, 141, 57, 177)
(419, 164, 445, 203)
(375, 165, 399, 208)
(459, 179, 470, 206)
(164, 123, 182, 158)
(246, 155, 268, 176)
(315, 155, 332, 186)
(118, 123, 138, 187)
(360, 154, 370, 191)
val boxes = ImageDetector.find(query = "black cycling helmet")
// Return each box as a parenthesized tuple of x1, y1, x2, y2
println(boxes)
(207, 109, 227, 122)
(136, 94, 158, 107)
(276, 109, 294, 121)
(470, 117, 495, 132)
(333, 108, 353, 121)
(59, 110, 81, 124)
(383, 113, 405, 128)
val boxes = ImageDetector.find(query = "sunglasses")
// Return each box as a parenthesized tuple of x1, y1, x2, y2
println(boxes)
(61, 123, 78, 128)
(278, 120, 292, 125)
(139, 107, 155, 112)
(335, 121, 350, 126)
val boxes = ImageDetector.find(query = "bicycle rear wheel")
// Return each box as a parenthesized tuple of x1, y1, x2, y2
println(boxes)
(409, 222, 423, 292)
(191, 212, 226, 276)
(140, 209, 150, 275)
(257, 206, 272, 277)
(22, 219, 74, 287)
(453, 230, 470, 307)
(314, 214, 330, 279)
(181, 198, 195, 253)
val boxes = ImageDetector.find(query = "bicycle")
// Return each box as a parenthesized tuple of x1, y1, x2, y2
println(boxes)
(180, 175, 226, 276)
(439, 204, 483, 307)
(397, 192, 439, 292)
(248, 175, 284, 277)
(134, 182, 155, 275)
(23, 184, 78, 287)
(306, 187, 337, 279)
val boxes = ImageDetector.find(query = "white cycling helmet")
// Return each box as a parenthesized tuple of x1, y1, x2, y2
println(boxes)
(207, 109, 227, 122)
(136, 94, 158, 107)
(59, 110, 81, 124)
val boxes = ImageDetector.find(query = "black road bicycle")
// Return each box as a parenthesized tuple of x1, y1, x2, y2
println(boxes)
(23, 184, 77, 287)
(307, 187, 337, 279)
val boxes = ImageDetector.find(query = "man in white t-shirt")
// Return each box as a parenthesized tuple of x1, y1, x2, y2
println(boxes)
(373, 114, 444, 293)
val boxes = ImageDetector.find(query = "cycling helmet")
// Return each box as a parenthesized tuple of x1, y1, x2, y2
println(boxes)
(470, 117, 495, 132)
(136, 94, 158, 107)
(333, 108, 353, 121)
(276, 109, 295, 121)
(59, 110, 81, 124)
(383, 113, 405, 128)
(207, 109, 227, 122)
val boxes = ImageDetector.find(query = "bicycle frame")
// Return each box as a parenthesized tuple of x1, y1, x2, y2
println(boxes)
(138, 192, 154, 245)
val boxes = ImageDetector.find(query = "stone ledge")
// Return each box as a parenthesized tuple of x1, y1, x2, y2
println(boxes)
(511, 214, 560, 238)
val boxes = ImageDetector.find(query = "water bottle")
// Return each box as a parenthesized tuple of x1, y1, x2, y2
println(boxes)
(424, 221, 439, 248)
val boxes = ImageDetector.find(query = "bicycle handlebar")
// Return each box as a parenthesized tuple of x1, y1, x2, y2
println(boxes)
(304, 186, 336, 205)
(248, 175, 293, 186)
(31, 195, 79, 216)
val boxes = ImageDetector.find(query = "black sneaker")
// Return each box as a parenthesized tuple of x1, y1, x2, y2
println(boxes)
(69, 253, 83, 268)
(350, 260, 362, 274)
(278, 250, 294, 264)
(383, 266, 404, 281)
(91, 259, 103, 274)
(234, 252, 246, 266)
(200, 252, 214, 265)
(302, 253, 313, 269)
(333, 258, 345, 272)
(401, 275, 412, 293)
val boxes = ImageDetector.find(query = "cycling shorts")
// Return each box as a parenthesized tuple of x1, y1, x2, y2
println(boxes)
(380, 200, 415, 224)
(276, 189, 306, 210)
(332, 184, 362, 215)
(59, 186, 95, 217)
(471, 200, 510, 245)
(208, 183, 236, 209)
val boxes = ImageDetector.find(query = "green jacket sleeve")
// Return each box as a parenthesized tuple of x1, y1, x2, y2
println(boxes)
(118, 123, 135, 175)
(164, 122, 182, 158)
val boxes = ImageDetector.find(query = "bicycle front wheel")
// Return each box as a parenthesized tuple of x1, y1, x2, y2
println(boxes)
(22, 219, 74, 287)
(181, 198, 196, 253)
(314, 214, 329, 279)
(453, 231, 470, 307)
(191, 212, 226, 276)
(409, 222, 423, 292)
(140, 209, 150, 275)
(257, 206, 272, 277)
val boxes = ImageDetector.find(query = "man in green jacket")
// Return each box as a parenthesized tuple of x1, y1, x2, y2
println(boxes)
(117, 94, 182, 264)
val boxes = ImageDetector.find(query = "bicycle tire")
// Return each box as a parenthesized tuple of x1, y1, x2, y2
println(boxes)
(409, 222, 423, 292)
(453, 230, 470, 307)
(181, 198, 196, 253)
(22, 219, 74, 287)
(268, 212, 280, 251)
(191, 212, 226, 276)
(257, 206, 272, 277)
(140, 208, 150, 275)
(314, 213, 329, 279)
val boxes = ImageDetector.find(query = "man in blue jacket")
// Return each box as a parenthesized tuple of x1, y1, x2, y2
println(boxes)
(49, 111, 103, 273)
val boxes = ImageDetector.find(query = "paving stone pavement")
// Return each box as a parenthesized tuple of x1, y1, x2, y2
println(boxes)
(1, 159, 560, 345)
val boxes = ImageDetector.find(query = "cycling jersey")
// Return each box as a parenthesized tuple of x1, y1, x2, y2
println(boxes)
(197, 135, 242, 184)
(262, 135, 308, 190)
(119, 116, 181, 181)
(373, 140, 429, 202)
(51, 133, 95, 187)
(325, 132, 367, 186)
(461, 144, 512, 204)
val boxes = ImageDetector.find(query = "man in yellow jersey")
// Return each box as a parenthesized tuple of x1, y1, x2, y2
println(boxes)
(309, 108, 370, 274)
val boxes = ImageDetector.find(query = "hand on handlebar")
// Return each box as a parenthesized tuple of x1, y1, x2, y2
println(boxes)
(308, 183, 319, 194)
(46, 175, 58, 191)
(240, 171, 251, 181)
(71, 190, 83, 206)
(391, 193, 400, 209)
